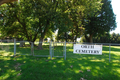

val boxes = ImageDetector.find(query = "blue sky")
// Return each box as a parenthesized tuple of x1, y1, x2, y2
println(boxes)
(110, 0, 120, 34)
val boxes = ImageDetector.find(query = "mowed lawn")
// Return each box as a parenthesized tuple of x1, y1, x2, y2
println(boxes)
(0, 42, 120, 80)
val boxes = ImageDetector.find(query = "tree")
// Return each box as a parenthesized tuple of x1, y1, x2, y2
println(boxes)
(0, 0, 71, 49)
(84, 0, 117, 43)
(56, 0, 102, 42)
(93, 32, 110, 43)
(110, 33, 120, 43)
(30, 0, 57, 49)
(0, 0, 39, 44)
(31, 0, 72, 49)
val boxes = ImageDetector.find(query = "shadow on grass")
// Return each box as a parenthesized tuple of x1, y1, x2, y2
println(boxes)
(0, 43, 50, 56)
(0, 54, 120, 80)
(33, 45, 50, 56)
(0, 43, 120, 80)
(0, 43, 120, 62)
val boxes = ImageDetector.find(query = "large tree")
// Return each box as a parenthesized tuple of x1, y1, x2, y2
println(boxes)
(30, 0, 57, 49)
(31, 0, 72, 49)
(0, 0, 39, 43)
(0, 0, 71, 49)
(84, 0, 116, 43)
(56, 0, 102, 42)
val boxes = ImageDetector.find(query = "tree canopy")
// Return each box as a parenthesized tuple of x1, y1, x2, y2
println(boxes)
(0, 0, 117, 47)
(84, 0, 116, 43)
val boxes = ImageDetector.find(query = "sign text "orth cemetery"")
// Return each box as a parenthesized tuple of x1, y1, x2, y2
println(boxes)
(73, 44, 102, 55)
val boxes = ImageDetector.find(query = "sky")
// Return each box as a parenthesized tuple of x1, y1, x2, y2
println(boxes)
(110, 0, 120, 34)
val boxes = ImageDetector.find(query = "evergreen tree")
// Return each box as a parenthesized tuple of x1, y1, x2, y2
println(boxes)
(84, 0, 116, 43)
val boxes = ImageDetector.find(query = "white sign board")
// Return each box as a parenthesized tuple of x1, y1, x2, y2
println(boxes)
(73, 44, 102, 55)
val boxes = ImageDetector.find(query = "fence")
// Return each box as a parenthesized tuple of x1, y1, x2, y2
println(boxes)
(0, 39, 120, 62)
(0, 40, 14, 56)
(14, 39, 33, 56)
(33, 42, 50, 57)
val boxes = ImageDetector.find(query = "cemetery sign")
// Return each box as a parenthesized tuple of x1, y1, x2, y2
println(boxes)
(73, 44, 102, 55)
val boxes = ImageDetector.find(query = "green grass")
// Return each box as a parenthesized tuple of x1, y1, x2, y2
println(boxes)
(0, 42, 120, 80)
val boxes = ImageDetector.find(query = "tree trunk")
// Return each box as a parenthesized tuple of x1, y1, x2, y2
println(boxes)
(85, 34, 93, 43)
(19, 42, 25, 47)
(65, 32, 68, 42)
(38, 37, 43, 50)
(89, 34, 93, 43)
(75, 35, 77, 42)
(85, 34, 89, 42)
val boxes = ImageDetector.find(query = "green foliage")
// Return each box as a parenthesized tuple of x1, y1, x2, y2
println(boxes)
(0, 1, 39, 41)
(84, 0, 116, 43)
(110, 33, 120, 43)
(84, 33, 120, 43)
(93, 33, 111, 43)
(56, 0, 102, 42)
(0, 0, 117, 44)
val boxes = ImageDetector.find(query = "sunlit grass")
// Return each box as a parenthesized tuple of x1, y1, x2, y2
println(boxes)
(0, 42, 120, 80)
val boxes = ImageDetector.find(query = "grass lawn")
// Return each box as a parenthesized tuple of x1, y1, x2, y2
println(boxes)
(0, 42, 120, 80)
